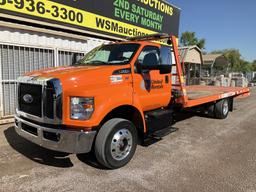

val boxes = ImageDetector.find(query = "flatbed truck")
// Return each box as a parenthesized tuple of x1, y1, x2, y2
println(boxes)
(14, 34, 250, 169)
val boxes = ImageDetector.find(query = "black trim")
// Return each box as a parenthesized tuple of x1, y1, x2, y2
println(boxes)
(48, 78, 63, 120)
(21, 123, 38, 136)
(145, 109, 173, 135)
(165, 75, 169, 84)
(112, 68, 131, 75)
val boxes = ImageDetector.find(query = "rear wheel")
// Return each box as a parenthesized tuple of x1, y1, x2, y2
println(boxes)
(207, 103, 215, 117)
(95, 118, 137, 169)
(215, 99, 229, 119)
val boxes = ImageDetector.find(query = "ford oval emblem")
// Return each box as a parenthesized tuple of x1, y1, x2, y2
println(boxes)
(23, 94, 34, 104)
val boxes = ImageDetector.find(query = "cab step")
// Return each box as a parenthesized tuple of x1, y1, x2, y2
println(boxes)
(151, 126, 178, 138)
(146, 109, 173, 118)
(145, 109, 174, 135)
(143, 126, 178, 146)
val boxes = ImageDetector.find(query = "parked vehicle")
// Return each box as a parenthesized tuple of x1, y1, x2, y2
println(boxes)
(15, 34, 250, 169)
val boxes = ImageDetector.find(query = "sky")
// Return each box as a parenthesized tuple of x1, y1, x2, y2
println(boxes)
(169, 0, 256, 62)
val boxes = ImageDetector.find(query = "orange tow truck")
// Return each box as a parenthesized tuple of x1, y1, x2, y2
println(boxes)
(15, 34, 250, 169)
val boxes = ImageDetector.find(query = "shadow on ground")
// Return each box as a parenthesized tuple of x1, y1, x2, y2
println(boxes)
(3, 111, 211, 169)
(4, 126, 73, 168)
(77, 152, 108, 170)
(142, 110, 212, 146)
(174, 109, 214, 122)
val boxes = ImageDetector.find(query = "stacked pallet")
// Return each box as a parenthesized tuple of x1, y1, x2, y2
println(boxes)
(230, 73, 248, 87)
(215, 75, 231, 87)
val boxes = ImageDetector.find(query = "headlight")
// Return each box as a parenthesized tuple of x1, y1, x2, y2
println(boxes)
(70, 97, 94, 120)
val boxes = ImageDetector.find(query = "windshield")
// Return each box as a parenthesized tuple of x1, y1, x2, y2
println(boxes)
(76, 43, 140, 66)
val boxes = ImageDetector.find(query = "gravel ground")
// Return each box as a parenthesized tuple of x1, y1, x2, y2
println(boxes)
(0, 88, 255, 192)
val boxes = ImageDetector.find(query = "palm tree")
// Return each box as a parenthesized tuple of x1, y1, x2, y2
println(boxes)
(180, 31, 206, 49)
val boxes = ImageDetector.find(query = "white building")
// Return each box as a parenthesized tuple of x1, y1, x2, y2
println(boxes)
(0, 21, 106, 123)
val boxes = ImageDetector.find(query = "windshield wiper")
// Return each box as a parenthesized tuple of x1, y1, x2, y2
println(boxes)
(109, 59, 129, 64)
(85, 60, 108, 65)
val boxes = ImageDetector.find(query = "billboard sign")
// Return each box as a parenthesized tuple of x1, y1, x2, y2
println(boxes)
(0, 0, 180, 39)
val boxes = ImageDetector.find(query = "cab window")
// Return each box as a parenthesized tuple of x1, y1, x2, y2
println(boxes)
(135, 46, 160, 73)
(135, 45, 172, 73)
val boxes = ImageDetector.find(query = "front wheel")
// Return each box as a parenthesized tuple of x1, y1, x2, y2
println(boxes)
(94, 118, 138, 169)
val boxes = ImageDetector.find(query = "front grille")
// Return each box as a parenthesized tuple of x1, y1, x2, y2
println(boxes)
(18, 83, 42, 117)
(17, 78, 62, 124)
(43, 83, 55, 119)
(44, 79, 63, 120)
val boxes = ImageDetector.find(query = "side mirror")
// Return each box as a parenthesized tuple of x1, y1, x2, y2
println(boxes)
(159, 65, 172, 74)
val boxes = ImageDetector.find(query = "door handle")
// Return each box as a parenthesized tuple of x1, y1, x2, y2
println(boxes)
(165, 75, 169, 84)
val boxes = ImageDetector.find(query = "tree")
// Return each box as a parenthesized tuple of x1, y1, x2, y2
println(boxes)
(211, 49, 252, 72)
(180, 31, 206, 49)
(240, 60, 252, 73)
(251, 60, 256, 71)
(223, 49, 241, 71)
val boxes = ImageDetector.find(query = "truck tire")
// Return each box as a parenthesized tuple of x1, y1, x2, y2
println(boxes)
(94, 118, 138, 169)
(207, 103, 215, 118)
(215, 99, 229, 119)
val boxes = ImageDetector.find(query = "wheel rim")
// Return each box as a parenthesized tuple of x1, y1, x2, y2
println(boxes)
(110, 129, 133, 161)
(223, 100, 229, 116)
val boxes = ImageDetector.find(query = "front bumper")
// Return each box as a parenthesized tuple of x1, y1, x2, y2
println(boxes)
(14, 116, 97, 154)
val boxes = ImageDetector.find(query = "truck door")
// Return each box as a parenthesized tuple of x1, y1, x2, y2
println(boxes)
(133, 45, 172, 111)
